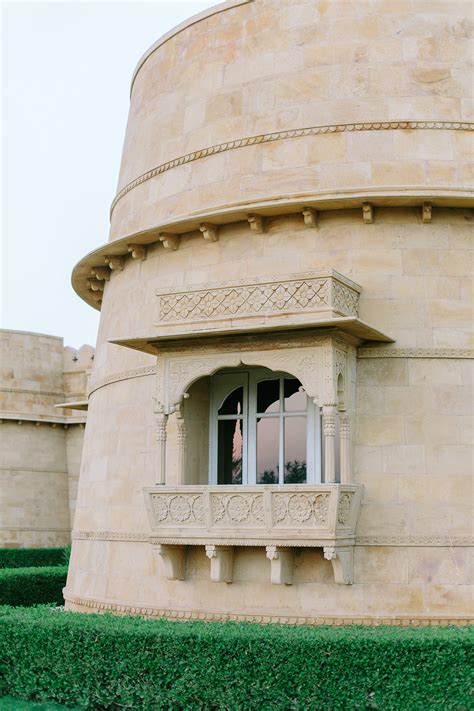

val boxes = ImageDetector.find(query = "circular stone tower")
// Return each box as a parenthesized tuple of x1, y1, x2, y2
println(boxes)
(66, 0, 473, 624)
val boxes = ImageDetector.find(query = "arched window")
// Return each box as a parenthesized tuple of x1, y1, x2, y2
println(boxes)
(209, 368, 321, 485)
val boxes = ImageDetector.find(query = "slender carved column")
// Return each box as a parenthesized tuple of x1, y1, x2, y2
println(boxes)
(155, 409, 168, 485)
(339, 413, 351, 483)
(176, 408, 187, 484)
(322, 405, 337, 483)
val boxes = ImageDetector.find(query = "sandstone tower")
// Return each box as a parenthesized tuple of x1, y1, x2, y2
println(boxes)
(0, 330, 93, 547)
(65, 0, 472, 623)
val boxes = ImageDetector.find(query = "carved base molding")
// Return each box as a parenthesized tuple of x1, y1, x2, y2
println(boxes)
(358, 347, 473, 359)
(71, 531, 474, 547)
(63, 592, 473, 627)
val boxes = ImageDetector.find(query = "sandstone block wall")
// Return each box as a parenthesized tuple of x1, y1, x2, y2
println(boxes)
(0, 330, 93, 547)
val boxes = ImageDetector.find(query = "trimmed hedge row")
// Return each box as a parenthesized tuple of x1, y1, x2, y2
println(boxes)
(0, 548, 67, 569)
(0, 606, 472, 710)
(0, 567, 67, 606)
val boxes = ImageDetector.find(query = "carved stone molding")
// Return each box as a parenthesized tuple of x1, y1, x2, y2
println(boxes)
(357, 348, 474, 359)
(71, 531, 474, 547)
(157, 271, 360, 325)
(63, 593, 473, 626)
(356, 535, 474, 547)
(110, 120, 473, 215)
(72, 530, 150, 542)
(88, 365, 156, 397)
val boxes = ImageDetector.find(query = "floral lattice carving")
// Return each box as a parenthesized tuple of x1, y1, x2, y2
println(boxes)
(158, 273, 360, 324)
(273, 493, 330, 527)
(151, 494, 204, 525)
(211, 494, 265, 526)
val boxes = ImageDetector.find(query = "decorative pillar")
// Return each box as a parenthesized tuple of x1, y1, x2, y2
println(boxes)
(339, 413, 351, 483)
(322, 405, 337, 483)
(155, 408, 168, 485)
(176, 407, 187, 484)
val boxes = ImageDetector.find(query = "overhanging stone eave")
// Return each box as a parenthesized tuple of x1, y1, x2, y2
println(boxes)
(109, 318, 394, 355)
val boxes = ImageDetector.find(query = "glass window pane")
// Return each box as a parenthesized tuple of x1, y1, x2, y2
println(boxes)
(256, 417, 279, 484)
(217, 419, 243, 484)
(284, 378, 306, 412)
(284, 416, 307, 483)
(218, 386, 244, 416)
(257, 379, 280, 414)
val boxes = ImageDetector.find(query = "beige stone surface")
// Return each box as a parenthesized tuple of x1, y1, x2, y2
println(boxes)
(66, 0, 473, 622)
(0, 330, 93, 546)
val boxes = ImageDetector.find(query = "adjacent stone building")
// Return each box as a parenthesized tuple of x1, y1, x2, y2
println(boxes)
(0, 330, 93, 547)
(65, 0, 472, 623)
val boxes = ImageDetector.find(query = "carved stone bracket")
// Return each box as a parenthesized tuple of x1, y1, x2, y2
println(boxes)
(154, 544, 186, 580)
(266, 546, 294, 585)
(247, 214, 265, 232)
(323, 545, 354, 585)
(362, 203, 373, 224)
(87, 279, 104, 292)
(199, 223, 219, 242)
(159, 233, 179, 251)
(205, 544, 234, 583)
(302, 207, 318, 228)
(127, 244, 147, 260)
(91, 266, 110, 281)
(422, 202, 432, 223)
(104, 256, 124, 271)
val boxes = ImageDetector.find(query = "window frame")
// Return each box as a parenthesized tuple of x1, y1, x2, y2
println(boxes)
(209, 368, 321, 485)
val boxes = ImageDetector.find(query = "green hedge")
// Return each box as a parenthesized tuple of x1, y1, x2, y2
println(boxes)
(0, 548, 67, 569)
(0, 567, 67, 607)
(0, 607, 472, 710)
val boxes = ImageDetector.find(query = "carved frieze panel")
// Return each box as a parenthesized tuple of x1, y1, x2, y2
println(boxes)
(211, 493, 265, 527)
(143, 485, 362, 545)
(156, 271, 360, 327)
(150, 493, 204, 525)
(272, 492, 330, 527)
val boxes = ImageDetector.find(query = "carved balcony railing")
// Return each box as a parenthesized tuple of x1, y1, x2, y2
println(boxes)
(143, 484, 362, 585)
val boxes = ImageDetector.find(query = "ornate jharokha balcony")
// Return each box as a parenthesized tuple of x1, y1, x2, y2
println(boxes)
(143, 484, 362, 585)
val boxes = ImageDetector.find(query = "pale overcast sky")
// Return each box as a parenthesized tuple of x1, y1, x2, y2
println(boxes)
(1, 0, 217, 349)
